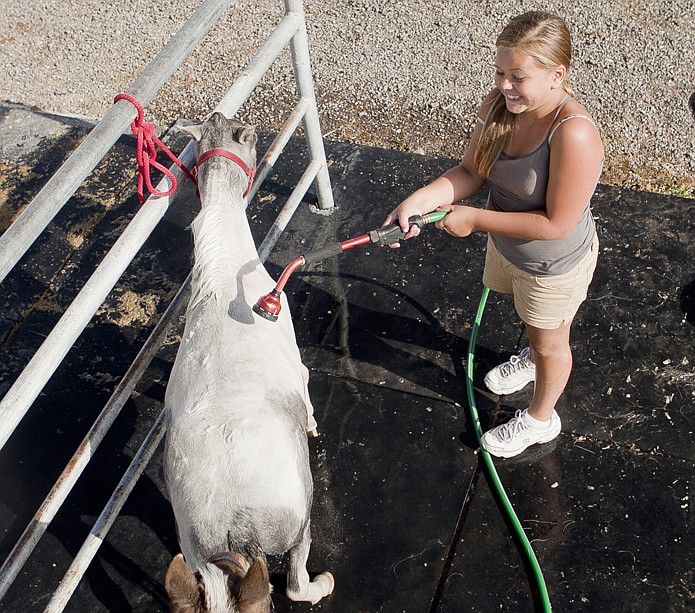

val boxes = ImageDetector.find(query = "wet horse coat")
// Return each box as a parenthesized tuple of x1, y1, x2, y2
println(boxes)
(163, 113, 332, 612)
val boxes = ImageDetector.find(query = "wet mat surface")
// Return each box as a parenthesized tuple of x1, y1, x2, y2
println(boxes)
(0, 103, 693, 612)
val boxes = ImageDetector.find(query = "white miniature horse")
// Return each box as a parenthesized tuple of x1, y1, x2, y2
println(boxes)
(163, 113, 333, 612)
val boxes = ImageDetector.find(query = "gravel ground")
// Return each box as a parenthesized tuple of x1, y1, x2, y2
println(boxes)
(2, 0, 694, 195)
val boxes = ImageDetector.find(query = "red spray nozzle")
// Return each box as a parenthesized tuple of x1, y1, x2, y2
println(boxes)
(252, 289, 282, 321)
(253, 212, 448, 321)
(252, 235, 370, 322)
(252, 256, 306, 321)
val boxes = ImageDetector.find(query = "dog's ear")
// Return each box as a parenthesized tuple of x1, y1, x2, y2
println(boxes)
(179, 123, 204, 142)
(164, 553, 204, 612)
(238, 556, 271, 607)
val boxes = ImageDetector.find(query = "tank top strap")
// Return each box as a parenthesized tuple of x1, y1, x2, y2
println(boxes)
(548, 114, 598, 144)
(550, 96, 572, 126)
(546, 97, 598, 144)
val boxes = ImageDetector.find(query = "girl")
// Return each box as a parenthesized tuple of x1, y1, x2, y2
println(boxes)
(385, 11, 604, 458)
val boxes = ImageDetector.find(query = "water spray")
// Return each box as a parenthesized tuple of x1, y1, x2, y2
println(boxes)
(253, 211, 448, 321)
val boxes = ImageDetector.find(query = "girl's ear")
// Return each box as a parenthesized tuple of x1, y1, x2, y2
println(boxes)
(551, 64, 567, 89)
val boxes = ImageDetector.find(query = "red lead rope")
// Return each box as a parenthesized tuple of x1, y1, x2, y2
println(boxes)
(114, 94, 197, 204)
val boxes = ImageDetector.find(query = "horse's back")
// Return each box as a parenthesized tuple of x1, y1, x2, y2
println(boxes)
(164, 388, 312, 561)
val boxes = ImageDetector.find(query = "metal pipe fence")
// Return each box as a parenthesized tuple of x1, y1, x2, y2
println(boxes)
(0, 0, 333, 608)
(0, 0, 235, 284)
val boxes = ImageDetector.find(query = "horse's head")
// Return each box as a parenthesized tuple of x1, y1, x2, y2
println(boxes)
(165, 552, 271, 613)
(181, 113, 257, 197)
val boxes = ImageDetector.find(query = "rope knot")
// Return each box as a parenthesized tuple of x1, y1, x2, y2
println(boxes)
(114, 93, 196, 204)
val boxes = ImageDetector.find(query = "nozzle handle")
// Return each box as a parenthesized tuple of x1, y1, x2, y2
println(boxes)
(369, 215, 422, 244)
(302, 242, 345, 265)
(369, 211, 448, 245)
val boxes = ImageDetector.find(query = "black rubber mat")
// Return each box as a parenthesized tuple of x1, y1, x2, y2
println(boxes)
(0, 103, 693, 612)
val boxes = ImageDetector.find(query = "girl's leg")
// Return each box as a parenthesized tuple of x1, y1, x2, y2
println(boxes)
(525, 318, 573, 422)
(480, 319, 572, 458)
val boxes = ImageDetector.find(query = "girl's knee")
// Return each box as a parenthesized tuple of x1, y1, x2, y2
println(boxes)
(528, 334, 572, 363)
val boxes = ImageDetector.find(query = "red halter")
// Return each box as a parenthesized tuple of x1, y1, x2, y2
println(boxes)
(195, 148, 256, 198)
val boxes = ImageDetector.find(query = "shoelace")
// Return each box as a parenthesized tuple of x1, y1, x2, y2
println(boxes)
(495, 409, 530, 441)
(499, 349, 532, 376)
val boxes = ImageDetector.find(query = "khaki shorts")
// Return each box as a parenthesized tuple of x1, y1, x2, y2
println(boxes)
(482, 234, 599, 329)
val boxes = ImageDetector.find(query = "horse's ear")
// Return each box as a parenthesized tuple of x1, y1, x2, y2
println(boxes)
(179, 123, 204, 142)
(236, 125, 257, 148)
(238, 557, 271, 606)
(164, 553, 204, 611)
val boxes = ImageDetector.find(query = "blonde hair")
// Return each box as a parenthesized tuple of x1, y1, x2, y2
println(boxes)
(475, 12, 574, 178)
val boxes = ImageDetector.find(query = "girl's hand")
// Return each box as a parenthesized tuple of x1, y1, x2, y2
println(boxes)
(382, 200, 425, 248)
(434, 204, 478, 237)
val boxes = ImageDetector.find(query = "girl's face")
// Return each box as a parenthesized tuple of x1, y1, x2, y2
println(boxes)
(494, 47, 565, 116)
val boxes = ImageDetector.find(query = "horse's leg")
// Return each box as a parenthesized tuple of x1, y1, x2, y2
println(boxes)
(285, 522, 333, 604)
(302, 364, 318, 437)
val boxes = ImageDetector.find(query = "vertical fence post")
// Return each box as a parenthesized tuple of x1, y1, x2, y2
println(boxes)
(285, 0, 335, 211)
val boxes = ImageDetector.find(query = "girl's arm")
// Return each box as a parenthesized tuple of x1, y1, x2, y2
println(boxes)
(384, 101, 490, 242)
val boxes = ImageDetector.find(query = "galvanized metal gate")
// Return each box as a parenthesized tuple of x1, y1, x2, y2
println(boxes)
(0, 0, 333, 608)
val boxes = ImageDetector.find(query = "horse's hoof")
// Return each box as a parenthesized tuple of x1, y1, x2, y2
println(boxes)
(317, 571, 334, 596)
(308, 428, 319, 438)
(304, 572, 334, 604)
(286, 571, 334, 604)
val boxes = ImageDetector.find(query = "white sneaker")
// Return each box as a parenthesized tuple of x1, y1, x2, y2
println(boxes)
(481, 409, 561, 458)
(484, 347, 535, 395)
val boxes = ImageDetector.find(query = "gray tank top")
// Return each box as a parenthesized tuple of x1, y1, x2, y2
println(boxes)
(486, 98, 599, 275)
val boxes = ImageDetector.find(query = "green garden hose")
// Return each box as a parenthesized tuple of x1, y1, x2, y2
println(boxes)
(465, 286, 552, 612)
